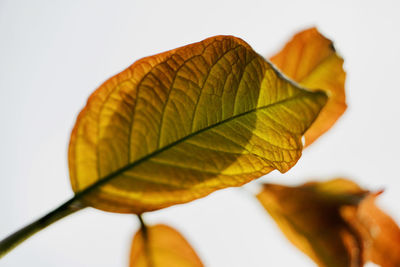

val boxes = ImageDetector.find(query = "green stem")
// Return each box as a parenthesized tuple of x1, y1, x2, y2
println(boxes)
(0, 196, 85, 259)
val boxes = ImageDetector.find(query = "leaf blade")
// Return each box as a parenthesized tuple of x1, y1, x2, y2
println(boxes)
(256, 179, 367, 267)
(270, 27, 346, 146)
(341, 192, 400, 267)
(69, 35, 327, 213)
(130, 224, 204, 267)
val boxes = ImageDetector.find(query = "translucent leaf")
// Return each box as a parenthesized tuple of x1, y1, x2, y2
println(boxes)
(270, 27, 346, 146)
(342, 192, 400, 267)
(130, 224, 203, 267)
(257, 179, 368, 267)
(69, 35, 327, 213)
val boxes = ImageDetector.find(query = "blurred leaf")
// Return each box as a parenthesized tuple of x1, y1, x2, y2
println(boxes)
(256, 179, 368, 267)
(270, 27, 346, 146)
(341, 192, 400, 267)
(130, 224, 203, 267)
(68, 35, 327, 213)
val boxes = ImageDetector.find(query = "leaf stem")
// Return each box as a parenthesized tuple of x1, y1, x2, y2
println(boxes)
(137, 215, 154, 267)
(137, 215, 147, 236)
(0, 196, 85, 259)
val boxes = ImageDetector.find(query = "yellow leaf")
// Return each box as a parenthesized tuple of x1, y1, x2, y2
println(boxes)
(341, 192, 400, 267)
(270, 27, 347, 147)
(69, 35, 327, 213)
(256, 179, 368, 267)
(130, 224, 203, 267)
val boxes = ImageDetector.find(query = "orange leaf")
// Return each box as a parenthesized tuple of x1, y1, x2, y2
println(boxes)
(130, 224, 204, 267)
(341, 192, 400, 267)
(257, 179, 367, 267)
(270, 27, 347, 146)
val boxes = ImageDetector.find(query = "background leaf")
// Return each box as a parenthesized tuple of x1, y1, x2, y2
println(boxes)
(68, 35, 326, 213)
(270, 27, 346, 147)
(341, 192, 400, 267)
(130, 224, 203, 267)
(256, 179, 368, 267)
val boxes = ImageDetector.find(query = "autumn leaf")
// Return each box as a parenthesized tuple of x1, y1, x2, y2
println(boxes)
(270, 27, 346, 146)
(130, 224, 203, 267)
(341, 192, 400, 267)
(257, 179, 400, 267)
(256, 179, 368, 267)
(68, 35, 327, 213)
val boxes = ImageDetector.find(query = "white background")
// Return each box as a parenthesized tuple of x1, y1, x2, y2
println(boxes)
(1, 0, 399, 266)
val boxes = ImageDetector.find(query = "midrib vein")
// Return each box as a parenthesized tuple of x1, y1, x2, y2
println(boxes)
(74, 90, 319, 200)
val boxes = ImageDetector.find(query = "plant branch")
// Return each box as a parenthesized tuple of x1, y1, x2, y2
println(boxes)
(0, 196, 85, 259)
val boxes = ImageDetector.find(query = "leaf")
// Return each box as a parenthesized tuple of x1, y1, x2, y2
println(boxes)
(256, 179, 368, 267)
(130, 224, 204, 267)
(69, 35, 327, 213)
(341, 192, 400, 267)
(270, 27, 346, 147)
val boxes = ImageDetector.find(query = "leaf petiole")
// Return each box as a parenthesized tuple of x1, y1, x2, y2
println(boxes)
(137, 214, 154, 267)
